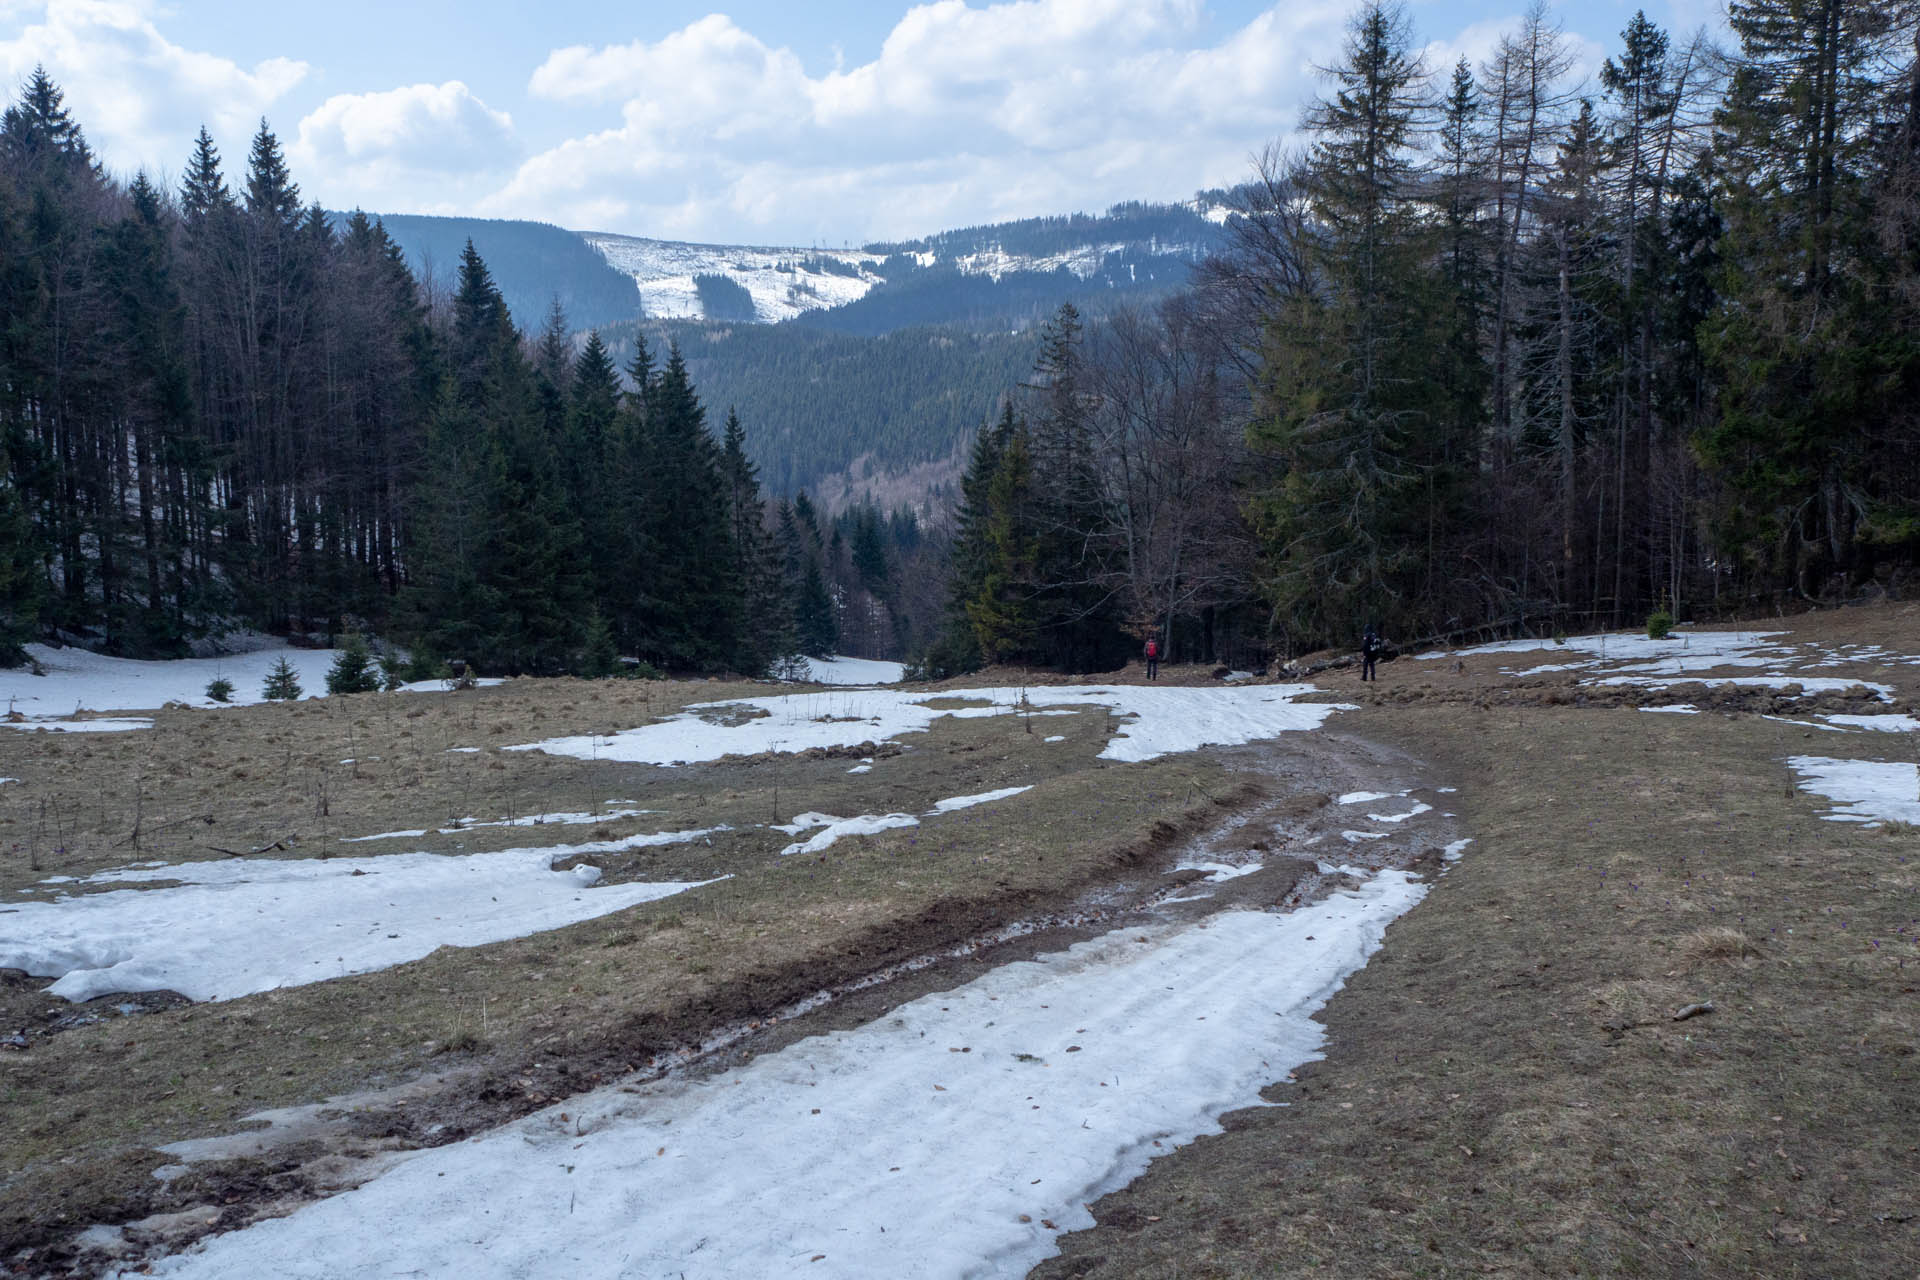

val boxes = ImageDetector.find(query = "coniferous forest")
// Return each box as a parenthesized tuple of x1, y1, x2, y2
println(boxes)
(933, 0, 1920, 674)
(0, 70, 936, 674)
(3, 0, 1919, 680)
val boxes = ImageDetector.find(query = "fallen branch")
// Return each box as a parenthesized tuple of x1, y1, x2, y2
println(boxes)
(115, 813, 215, 847)
(208, 839, 286, 858)
(1672, 1001, 1715, 1022)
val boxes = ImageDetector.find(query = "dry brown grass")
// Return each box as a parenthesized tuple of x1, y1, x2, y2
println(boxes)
(1037, 609, 1920, 1280)
(1677, 925, 1762, 967)
(0, 674, 1249, 1267)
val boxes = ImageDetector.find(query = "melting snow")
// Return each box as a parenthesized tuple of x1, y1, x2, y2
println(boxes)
(0, 642, 496, 725)
(1787, 756, 1920, 827)
(514, 685, 1347, 768)
(345, 810, 655, 842)
(1365, 802, 1432, 823)
(1821, 714, 1920, 733)
(1598, 675, 1892, 698)
(778, 813, 919, 857)
(776, 787, 1034, 856)
(0, 831, 727, 1002)
(796, 656, 906, 686)
(1176, 860, 1263, 883)
(929, 786, 1032, 813)
(135, 873, 1427, 1280)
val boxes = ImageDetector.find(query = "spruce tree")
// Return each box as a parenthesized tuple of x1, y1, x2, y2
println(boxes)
(577, 610, 619, 677)
(963, 424, 1041, 664)
(262, 656, 303, 700)
(719, 408, 794, 674)
(326, 632, 382, 694)
(1697, 0, 1912, 592)
(1248, 1, 1454, 646)
(567, 331, 621, 592)
(629, 346, 738, 670)
(796, 559, 838, 657)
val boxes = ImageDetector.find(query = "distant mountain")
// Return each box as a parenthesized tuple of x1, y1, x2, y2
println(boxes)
(580, 196, 1234, 336)
(349, 196, 1241, 509)
(335, 213, 643, 334)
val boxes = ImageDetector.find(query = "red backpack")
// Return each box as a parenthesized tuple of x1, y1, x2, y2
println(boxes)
(1145, 639, 1158, 658)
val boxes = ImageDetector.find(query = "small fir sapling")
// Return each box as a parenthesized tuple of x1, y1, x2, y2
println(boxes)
(1646, 608, 1674, 640)
(326, 632, 382, 694)
(262, 657, 303, 701)
(578, 612, 618, 678)
(204, 676, 234, 703)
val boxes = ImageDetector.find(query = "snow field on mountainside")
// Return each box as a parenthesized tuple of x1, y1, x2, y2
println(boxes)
(135, 871, 1431, 1280)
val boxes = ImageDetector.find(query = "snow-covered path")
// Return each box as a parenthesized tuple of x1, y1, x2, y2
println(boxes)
(138, 872, 1427, 1280)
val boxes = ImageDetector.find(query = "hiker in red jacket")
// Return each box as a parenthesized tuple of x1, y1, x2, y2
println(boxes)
(1144, 635, 1160, 680)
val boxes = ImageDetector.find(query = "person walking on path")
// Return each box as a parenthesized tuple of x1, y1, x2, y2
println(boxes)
(1144, 635, 1160, 680)
(1359, 624, 1380, 682)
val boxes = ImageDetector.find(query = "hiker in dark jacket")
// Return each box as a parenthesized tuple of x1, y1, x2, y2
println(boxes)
(1144, 635, 1160, 680)
(1360, 625, 1381, 682)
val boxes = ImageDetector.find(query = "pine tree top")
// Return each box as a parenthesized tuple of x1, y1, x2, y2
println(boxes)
(244, 120, 301, 227)
(181, 126, 233, 223)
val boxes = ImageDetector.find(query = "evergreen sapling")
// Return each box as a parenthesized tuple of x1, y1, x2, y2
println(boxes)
(263, 657, 303, 701)
(326, 633, 382, 694)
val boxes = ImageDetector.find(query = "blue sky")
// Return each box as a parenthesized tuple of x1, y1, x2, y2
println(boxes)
(1, 0, 1724, 245)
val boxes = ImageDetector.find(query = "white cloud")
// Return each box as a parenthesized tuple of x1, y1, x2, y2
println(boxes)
(496, 0, 1349, 243)
(290, 80, 518, 214)
(0, 0, 305, 182)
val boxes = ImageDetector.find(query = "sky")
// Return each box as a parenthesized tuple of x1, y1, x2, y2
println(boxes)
(0, 0, 1726, 246)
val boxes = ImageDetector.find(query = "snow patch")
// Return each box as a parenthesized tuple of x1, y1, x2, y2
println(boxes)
(1787, 756, 1920, 827)
(1821, 714, 1920, 733)
(1365, 802, 1431, 823)
(0, 642, 492, 723)
(513, 685, 1347, 768)
(3, 717, 152, 733)
(778, 813, 919, 857)
(0, 832, 727, 1002)
(797, 655, 906, 686)
(135, 874, 1427, 1280)
(928, 786, 1032, 813)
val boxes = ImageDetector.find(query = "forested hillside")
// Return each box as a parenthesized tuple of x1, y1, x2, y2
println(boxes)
(596, 321, 1037, 499)
(932, 0, 1920, 675)
(0, 75, 936, 671)
(352, 213, 643, 334)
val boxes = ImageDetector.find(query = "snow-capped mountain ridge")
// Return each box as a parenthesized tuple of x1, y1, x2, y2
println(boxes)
(582, 234, 887, 324)
(582, 196, 1234, 325)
